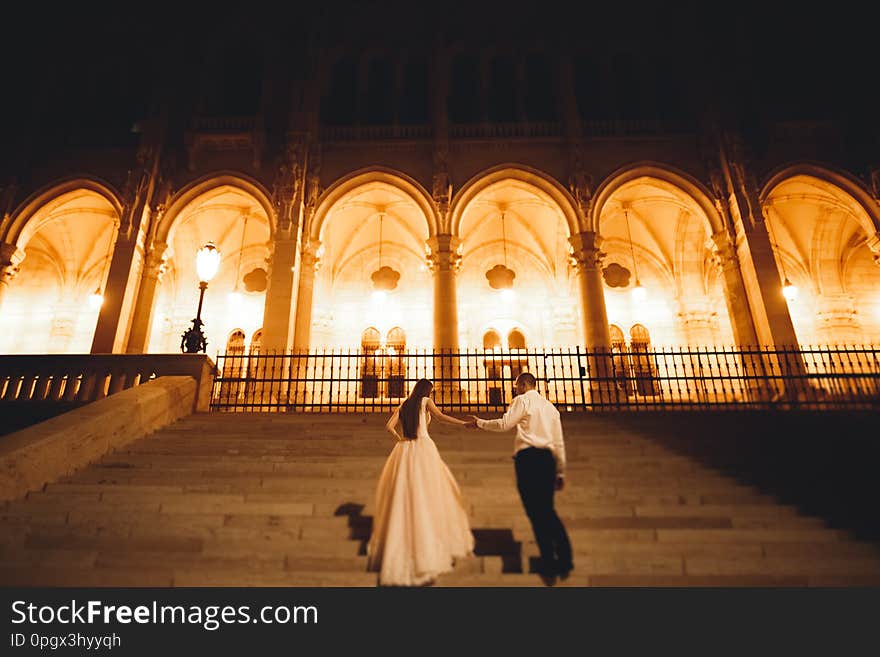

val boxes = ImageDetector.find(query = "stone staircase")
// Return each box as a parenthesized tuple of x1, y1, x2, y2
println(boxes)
(2, 412, 880, 587)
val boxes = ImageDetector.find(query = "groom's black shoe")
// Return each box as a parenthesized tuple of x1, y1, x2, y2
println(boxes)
(556, 564, 574, 582)
(538, 572, 557, 587)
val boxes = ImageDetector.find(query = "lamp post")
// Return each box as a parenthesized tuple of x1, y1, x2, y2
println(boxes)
(181, 241, 221, 353)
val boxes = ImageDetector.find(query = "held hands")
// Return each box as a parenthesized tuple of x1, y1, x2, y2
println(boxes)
(465, 415, 481, 429)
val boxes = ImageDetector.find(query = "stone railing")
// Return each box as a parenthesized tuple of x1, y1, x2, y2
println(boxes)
(582, 119, 693, 137)
(448, 121, 562, 139)
(0, 354, 217, 414)
(319, 123, 434, 141)
(192, 116, 258, 133)
(0, 375, 198, 501)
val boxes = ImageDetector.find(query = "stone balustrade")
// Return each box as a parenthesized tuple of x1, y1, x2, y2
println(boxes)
(0, 354, 217, 413)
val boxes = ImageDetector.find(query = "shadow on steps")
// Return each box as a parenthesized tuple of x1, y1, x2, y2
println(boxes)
(598, 411, 880, 541)
(334, 503, 523, 573)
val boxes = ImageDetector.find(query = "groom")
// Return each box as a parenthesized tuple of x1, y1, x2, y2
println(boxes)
(467, 372, 573, 581)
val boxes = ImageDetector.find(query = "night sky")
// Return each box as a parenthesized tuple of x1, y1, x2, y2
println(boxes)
(1, 2, 877, 182)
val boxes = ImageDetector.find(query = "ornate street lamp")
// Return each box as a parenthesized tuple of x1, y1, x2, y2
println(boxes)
(181, 241, 221, 353)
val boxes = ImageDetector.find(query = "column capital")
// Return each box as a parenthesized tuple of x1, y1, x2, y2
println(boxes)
(0, 241, 25, 286)
(568, 231, 604, 272)
(866, 232, 880, 267)
(144, 241, 169, 281)
(300, 240, 322, 272)
(709, 230, 740, 273)
(426, 234, 461, 273)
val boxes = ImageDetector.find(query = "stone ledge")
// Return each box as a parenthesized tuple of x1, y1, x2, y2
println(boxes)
(0, 376, 197, 503)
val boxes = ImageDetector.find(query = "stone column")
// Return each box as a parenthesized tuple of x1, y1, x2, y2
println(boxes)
(569, 231, 615, 404)
(568, 231, 612, 350)
(734, 220, 802, 348)
(427, 235, 460, 352)
(710, 230, 760, 347)
(0, 242, 24, 313)
(427, 234, 461, 401)
(260, 236, 298, 353)
(291, 241, 320, 351)
(90, 222, 148, 354)
(125, 242, 168, 354)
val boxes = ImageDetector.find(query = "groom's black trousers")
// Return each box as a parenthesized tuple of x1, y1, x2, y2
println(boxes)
(514, 447, 573, 574)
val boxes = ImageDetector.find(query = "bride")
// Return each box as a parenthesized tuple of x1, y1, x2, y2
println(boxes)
(366, 378, 475, 586)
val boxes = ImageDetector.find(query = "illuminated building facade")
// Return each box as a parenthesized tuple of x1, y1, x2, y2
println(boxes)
(1, 6, 878, 363)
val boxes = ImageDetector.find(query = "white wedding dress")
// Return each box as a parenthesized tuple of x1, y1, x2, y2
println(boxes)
(366, 397, 475, 586)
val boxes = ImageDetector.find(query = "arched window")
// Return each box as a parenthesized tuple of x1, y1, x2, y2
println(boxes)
(508, 329, 526, 350)
(226, 329, 246, 355)
(483, 329, 502, 350)
(629, 324, 657, 396)
(249, 329, 263, 355)
(360, 327, 382, 399)
(385, 327, 406, 397)
(609, 324, 626, 351)
(362, 327, 381, 352)
(220, 329, 247, 403)
(630, 324, 651, 350)
(386, 327, 406, 352)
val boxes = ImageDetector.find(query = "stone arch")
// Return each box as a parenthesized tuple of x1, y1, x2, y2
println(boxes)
(156, 172, 276, 245)
(450, 164, 580, 237)
(760, 162, 880, 237)
(590, 161, 724, 236)
(761, 165, 880, 345)
(310, 167, 439, 243)
(6, 177, 123, 249)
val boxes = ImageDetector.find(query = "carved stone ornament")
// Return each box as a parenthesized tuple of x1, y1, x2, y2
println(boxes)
(371, 265, 401, 291)
(602, 262, 631, 288)
(485, 264, 516, 290)
(243, 267, 268, 292)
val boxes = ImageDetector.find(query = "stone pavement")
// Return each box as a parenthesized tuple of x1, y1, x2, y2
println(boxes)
(2, 412, 879, 587)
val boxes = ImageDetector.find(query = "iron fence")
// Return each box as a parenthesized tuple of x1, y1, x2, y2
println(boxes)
(208, 345, 880, 413)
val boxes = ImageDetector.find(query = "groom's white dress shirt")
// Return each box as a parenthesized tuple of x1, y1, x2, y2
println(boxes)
(476, 389, 567, 476)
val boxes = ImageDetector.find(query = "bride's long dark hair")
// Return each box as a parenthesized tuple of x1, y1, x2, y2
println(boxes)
(399, 379, 433, 439)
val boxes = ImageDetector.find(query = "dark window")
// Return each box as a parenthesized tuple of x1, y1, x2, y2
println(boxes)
(400, 54, 429, 124)
(321, 55, 358, 125)
(487, 56, 517, 122)
(611, 52, 640, 119)
(574, 53, 600, 119)
(524, 53, 557, 122)
(365, 58, 394, 124)
(203, 47, 262, 116)
(448, 53, 481, 123)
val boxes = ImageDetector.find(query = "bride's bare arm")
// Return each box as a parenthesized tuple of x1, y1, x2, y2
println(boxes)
(426, 398, 467, 425)
(385, 406, 404, 440)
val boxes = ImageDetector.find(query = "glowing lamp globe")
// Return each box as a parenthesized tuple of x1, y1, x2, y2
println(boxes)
(782, 278, 798, 302)
(371, 290, 387, 303)
(631, 280, 647, 304)
(196, 242, 221, 283)
(500, 288, 516, 303)
(88, 288, 104, 309)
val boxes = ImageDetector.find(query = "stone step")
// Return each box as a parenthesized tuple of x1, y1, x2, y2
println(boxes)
(683, 556, 880, 577)
(0, 566, 175, 587)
